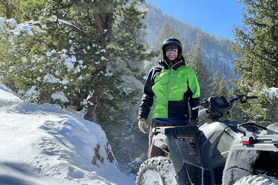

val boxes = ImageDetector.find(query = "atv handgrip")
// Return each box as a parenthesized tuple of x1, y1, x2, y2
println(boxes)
(192, 105, 201, 110)
(247, 96, 258, 99)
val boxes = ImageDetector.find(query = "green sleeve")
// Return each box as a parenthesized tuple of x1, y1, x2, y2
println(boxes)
(188, 70, 200, 98)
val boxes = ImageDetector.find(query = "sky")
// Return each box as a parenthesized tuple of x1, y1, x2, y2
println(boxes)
(145, 0, 243, 40)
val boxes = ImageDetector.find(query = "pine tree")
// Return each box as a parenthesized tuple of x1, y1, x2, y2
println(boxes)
(211, 71, 221, 96)
(187, 30, 211, 100)
(233, 0, 278, 122)
(0, 0, 150, 125)
(109, 0, 157, 83)
(218, 78, 229, 97)
(0, 0, 23, 20)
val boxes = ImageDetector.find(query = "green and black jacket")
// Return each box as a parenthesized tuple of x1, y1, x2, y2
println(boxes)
(138, 59, 200, 121)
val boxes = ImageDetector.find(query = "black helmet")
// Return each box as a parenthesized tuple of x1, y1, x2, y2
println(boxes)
(162, 37, 182, 60)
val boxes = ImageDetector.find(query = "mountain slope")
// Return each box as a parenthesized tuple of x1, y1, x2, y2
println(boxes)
(143, 3, 236, 80)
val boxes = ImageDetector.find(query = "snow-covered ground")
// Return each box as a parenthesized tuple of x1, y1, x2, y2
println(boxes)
(0, 85, 135, 185)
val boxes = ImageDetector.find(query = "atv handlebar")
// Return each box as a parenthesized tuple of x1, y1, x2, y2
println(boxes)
(195, 94, 258, 121)
(228, 95, 258, 107)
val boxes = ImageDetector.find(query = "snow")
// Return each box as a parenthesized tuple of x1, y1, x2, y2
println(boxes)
(6, 18, 16, 28)
(43, 74, 59, 84)
(104, 72, 113, 77)
(0, 17, 5, 27)
(23, 86, 40, 101)
(51, 92, 69, 103)
(17, 24, 34, 35)
(262, 87, 278, 100)
(0, 84, 135, 185)
(101, 56, 108, 61)
(2, 18, 36, 37)
(8, 66, 15, 73)
(65, 60, 74, 69)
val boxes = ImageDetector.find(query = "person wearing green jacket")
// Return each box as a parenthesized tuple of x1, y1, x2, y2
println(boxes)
(138, 37, 200, 158)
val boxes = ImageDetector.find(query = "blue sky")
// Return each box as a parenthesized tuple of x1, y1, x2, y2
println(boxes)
(145, 0, 243, 40)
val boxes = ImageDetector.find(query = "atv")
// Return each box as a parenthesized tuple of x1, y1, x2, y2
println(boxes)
(136, 95, 278, 185)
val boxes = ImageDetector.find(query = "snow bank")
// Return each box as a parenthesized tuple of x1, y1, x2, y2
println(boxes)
(0, 84, 135, 185)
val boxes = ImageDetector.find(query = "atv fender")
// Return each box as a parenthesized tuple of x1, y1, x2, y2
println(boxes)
(267, 122, 278, 133)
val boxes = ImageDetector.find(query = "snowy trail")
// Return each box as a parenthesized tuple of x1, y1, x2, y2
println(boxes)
(0, 85, 135, 185)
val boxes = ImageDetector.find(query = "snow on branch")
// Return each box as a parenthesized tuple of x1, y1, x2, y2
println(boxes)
(51, 92, 69, 103)
(262, 87, 278, 100)
(49, 16, 84, 36)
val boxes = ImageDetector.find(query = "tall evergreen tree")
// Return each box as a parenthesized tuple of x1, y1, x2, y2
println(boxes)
(0, 0, 150, 125)
(211, 71, 221, 96)
(233, 0, 278, 122)
(211, 71, 231, 97)
(218, 78, 229, 97)
(187, 30, 211, 100)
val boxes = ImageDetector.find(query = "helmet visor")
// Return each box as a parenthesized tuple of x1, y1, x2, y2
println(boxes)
(165, 45, 178, 53)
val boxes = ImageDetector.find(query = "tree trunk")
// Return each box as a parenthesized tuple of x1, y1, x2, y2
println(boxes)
(84, 12, 113, 123)
(93, 13, 113, 46)
(84, 89, 102, 123)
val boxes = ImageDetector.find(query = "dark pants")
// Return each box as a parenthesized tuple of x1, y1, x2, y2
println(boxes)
(148, 121, 187, 158)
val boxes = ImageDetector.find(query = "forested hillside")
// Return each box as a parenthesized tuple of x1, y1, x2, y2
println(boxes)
(143, 3, 236, 81)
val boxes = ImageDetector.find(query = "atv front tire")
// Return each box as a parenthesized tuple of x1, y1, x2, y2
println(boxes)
(136, 156, 178, 185)
(234, 174, 278, 185)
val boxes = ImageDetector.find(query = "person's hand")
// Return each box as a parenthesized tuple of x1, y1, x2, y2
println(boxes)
(138, 118, 149, 134)
(188, 119, 198, 126)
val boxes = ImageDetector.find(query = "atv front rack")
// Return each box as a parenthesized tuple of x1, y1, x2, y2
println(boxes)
(237, 122, 278, 146)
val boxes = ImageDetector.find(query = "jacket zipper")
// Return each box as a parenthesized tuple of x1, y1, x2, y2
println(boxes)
(166, 69, 171, 117)
(165, 60, 182, 117)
